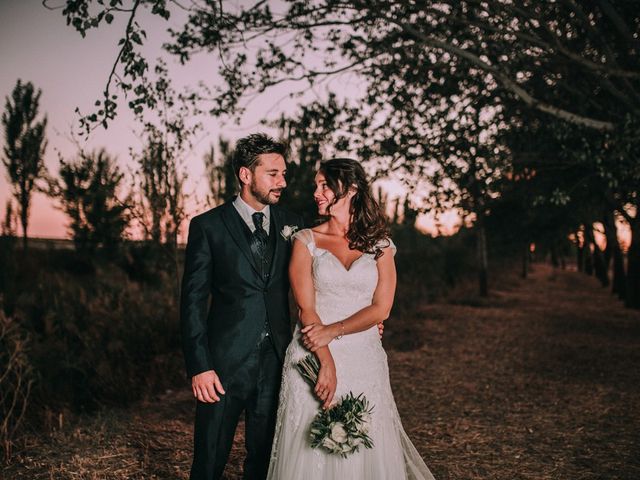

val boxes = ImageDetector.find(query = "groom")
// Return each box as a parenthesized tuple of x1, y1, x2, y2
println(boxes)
(180, 133, 303, 479)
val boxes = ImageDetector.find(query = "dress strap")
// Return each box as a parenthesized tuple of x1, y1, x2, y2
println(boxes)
(376, 237, 397, 256)
(292, 228, 316, 256)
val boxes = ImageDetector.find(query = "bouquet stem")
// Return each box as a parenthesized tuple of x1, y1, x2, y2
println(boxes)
(295, 353, 320, 386)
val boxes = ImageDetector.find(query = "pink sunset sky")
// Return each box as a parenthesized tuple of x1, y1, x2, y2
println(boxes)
(1, 2, 462, 241)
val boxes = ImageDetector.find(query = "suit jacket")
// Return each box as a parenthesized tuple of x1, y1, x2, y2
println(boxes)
(180, 199, 304, 382)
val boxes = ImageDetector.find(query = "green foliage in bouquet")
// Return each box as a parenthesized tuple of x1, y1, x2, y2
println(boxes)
(309, 392, 374, 457)
(295, 354, 374, 458)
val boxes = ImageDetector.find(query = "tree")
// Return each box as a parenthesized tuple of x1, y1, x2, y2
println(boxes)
(505, 105, 639, 307)
(410, 90, 511, 296)
(51, 149, 130, 254)
(1, 80, 47, 251)
(51, 1, 639, 303)
(602, 208, 626, 300)
(273, 94, 355, 224)
(1, 201, 17, 238)
(133, 130, 188, 251)
(125, 59, 198, 300)
(204, 137, 236, 207)
(50, 1, 638, 133)
(554, 120, 639, 308)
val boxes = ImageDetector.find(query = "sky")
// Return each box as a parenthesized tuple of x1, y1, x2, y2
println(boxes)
(0, 1, 460, 240)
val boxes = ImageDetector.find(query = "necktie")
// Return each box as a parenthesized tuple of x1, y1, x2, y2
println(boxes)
(252, 212, 270, 338)
(252, 212, 268, 244)
(251, 212, 268, 274)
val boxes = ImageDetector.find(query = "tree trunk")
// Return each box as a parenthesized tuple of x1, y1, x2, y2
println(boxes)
(20, 200, 28, 252)
(576, 231, 584, 272)
(603, 208, 626, 300)
(583, 224, 594, 276)
(476, 219, 489, 297)
(522, 243, 529, 279)
(585, 224, 608, 286)
(550, 244, 559, 268)
(626, 218, 640, 309)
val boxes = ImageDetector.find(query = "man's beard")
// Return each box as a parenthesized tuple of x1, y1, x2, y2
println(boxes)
(251, 183, 283, 205)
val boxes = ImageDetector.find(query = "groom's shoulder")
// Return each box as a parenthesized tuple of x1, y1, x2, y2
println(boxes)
(189, 202, 231, 226)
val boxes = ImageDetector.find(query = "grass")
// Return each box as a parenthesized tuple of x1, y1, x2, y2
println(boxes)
(3, 262, 640, 479)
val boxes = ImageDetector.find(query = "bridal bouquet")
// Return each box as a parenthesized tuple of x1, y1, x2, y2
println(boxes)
(296, 354, 374, 457)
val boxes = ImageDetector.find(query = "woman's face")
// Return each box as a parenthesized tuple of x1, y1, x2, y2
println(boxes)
(313, 171, 351, 216)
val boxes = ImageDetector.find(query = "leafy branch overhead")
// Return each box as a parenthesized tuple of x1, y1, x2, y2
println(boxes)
(44, 0, 171, 132)
(49, 0, 638, 134)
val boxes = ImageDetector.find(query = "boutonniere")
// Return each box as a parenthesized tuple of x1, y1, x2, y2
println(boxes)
(280, 225, 299, 241)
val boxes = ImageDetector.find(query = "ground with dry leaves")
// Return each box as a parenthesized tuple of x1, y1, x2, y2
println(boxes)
(4, 263, 640, 479)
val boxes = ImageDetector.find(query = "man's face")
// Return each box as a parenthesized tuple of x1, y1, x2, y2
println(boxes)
(245, 153, 287, 206)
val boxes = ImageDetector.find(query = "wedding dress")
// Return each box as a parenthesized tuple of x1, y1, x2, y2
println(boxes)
(267, 229, 435, 479)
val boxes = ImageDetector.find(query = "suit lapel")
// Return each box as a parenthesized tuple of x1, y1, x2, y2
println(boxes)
(268, 206, 284, 285)
(220, 201, 261, 277)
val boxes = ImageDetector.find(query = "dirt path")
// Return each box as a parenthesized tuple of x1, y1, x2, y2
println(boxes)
(5, 264, 640, 479)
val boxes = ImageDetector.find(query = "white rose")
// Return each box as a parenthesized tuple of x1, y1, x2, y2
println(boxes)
(322, 437, 337, 450)
(280, 225, 298, 240)
(330, 422, 348, 443)
(350, 437, 363, 447)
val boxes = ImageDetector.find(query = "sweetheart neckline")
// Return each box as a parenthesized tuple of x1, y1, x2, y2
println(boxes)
(314, 246, 367, 272)
(307, 229, 368, 272)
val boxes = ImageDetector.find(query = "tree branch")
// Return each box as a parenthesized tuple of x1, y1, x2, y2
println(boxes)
(391, 19, 616, 131)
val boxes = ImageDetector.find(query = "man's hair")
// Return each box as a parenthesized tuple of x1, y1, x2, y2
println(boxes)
(232, 133, 288, 180)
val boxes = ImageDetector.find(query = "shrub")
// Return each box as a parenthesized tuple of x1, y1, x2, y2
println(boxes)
(0, 305, 34, 460)
(22, 265, 182, 409)
(2, 246, 183, 417)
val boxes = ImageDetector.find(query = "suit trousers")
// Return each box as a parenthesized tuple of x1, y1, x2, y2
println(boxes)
(189, 334, 282, 480)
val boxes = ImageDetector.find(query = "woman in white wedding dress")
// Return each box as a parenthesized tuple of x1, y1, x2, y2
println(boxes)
(267, 158, 435, 479)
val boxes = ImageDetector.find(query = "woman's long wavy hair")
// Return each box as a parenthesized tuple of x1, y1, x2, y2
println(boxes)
(319, 158, 390, 258)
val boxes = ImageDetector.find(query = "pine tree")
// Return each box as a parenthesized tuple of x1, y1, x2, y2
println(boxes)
(53, 149, 130, 255)
(1, 80, 47, 251)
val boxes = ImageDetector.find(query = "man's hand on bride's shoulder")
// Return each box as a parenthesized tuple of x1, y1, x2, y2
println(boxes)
(191, 369, 226, 403)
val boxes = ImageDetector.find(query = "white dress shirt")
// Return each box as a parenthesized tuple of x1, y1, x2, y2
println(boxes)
(233, 195, 270, 234)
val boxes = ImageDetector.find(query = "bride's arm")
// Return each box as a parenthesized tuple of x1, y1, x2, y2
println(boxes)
(302, 245, 396, 349)
(289, 238, 337, 409)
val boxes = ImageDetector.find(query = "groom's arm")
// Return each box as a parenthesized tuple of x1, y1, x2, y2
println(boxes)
(181, 217, 226, 403)
(180, 216, 214, 378)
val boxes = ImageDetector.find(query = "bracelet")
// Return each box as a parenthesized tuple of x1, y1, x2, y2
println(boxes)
(335, 321, 345, 340)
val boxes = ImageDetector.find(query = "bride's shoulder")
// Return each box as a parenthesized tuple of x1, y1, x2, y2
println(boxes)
(375, 237, 397, 257)
(292, 228, 315, 246)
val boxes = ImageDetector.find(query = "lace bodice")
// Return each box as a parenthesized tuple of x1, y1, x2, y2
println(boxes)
(292, 228, 396, 328)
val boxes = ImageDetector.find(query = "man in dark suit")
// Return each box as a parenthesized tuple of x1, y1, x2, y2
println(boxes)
(180, 133, 303, 479)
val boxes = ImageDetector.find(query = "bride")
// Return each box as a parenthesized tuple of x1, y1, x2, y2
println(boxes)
(267, 158, 435, 479)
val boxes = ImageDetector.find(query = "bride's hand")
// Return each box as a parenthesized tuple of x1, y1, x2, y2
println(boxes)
(301, 323, 336, 351)
(315, 354, 337, 409)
